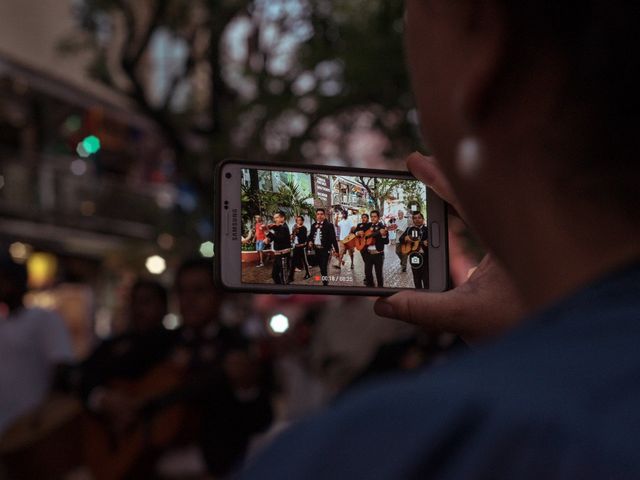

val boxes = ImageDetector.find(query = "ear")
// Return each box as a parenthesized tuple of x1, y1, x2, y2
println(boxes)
(453, 0, 509, 128)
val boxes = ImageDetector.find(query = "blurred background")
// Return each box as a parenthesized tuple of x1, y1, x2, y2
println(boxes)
(0, 0, 424, 339)
(0, 1, 478, 478)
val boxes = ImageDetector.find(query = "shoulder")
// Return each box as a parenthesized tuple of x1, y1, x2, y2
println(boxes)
(19, 308, 65, 329)
(243, 356, 605, 479)
(243, 297, 640, 479)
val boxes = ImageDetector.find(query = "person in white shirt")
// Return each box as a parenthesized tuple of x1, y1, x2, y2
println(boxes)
(0, 256, 73, 435)
(394, 210, 410, 272)
(335, 211, 355, 269)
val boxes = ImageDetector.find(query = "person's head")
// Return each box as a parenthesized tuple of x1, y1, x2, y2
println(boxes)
(398, 211, 404, 219)
(390, 218, 395, 224)
(254, 215, 262, 224)
(174, 258, 222, 329)
(370, 210, 380, 223)
(405, 0, 640, 262)
(316, 208, 326, 222)
(361, 213, 369, 223)
(412, 212, 425, 227)
(0, 255, 28, 312)
(341, 211, 348, 220)
(129, 280, 168, 333)
(295, 215, 304, 226)
(273, 211, 286, 225)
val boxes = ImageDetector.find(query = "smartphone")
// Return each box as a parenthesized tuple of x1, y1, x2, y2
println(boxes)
(215, 160, 448, 295)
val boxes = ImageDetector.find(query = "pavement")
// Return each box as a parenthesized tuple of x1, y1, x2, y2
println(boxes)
(241, 243, 419, 289)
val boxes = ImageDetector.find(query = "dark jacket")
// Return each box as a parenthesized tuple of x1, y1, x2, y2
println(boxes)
(308, 220, 339, 253)
(242, 264, 640, 480)
(400, 224, 428, 253)
(353, 221, 372, 235)
(366, 221, 389, 253)
(266, 224, 291, 251)
(291, 225, 308, 246)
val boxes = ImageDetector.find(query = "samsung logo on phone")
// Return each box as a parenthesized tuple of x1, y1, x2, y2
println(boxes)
(231, 208, 239, 240)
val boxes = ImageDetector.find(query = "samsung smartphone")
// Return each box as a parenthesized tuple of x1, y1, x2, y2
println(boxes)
(215, 160, 448, 296)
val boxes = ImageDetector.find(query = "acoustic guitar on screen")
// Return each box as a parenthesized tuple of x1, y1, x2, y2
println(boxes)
(354, 229, 374, 251)
(400, 235, 426, 255)
(352, 228, 387, 251)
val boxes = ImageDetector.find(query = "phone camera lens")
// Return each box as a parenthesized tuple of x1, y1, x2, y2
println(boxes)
(225, 172, 232, 179)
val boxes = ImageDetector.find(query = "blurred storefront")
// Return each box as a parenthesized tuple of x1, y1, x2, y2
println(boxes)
(0, 52, 181, 357)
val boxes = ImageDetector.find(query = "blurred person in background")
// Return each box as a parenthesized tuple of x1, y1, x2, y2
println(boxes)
(308, 297, 416, 397)
(241, 0, 640, 478)
(0, 255, 74, 436)
(77, 261, 272, 479)
(78, 280, 174, 428)
(162, 258, 273, 477)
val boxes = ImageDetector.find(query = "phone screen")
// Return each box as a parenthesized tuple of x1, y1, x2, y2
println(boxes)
(239, 167, 430, 290)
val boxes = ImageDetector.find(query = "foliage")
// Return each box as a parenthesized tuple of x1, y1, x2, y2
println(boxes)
(355, 177, 404, 216)
(242, 176, 313, 230)
(241, 182, 280, 231)
(400, 180, 426, 216)
(276, 177, 315, 219)
(241, 242, 256, 251)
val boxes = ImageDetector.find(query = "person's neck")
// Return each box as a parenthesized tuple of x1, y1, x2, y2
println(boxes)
(499, 205, 640, 313)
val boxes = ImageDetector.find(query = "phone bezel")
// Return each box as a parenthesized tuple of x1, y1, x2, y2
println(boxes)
(214, 159, 449, 296)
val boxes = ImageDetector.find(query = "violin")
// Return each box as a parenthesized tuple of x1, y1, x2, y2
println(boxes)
(290, 225, 301, 242)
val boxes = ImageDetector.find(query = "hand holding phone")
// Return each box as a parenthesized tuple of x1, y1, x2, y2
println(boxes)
(374, 153, 526, 341)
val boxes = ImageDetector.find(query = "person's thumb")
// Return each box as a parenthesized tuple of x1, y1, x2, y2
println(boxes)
(374, 289, 467, 334)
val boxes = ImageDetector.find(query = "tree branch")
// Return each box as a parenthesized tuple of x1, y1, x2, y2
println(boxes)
(162, 34, 197, 111)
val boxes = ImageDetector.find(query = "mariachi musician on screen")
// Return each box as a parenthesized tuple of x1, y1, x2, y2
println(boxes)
(264, 211, 292, 285)
(357, 210, 389, 287)
(351, 213, 371, 267)
(289, 215, 311, 282)
(307, 208, 340, 286)
(399, 211, 429, 289)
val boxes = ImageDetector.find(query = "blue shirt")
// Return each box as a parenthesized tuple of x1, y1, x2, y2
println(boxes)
(242, 264, 640, 479)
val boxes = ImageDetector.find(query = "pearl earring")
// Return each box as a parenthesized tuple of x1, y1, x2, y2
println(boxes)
(456, 137, 483, 178)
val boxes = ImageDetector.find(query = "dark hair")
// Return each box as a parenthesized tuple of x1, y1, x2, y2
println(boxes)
(175, 257, 214, 288)
(412, 211, 424, 219)
(370, 210, 380, 217)
(296, 215, 304, 222)
(361, 213, 369, 219)
(0, 255, 28, 295)
(131, 279, 168, 309)
(498, 1, 639, 216)
(316, 208, 326, 214)
(342, 211, 348, 219)
(274, 211, 286, 218)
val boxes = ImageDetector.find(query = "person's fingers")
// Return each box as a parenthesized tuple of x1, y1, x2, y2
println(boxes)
(374, 289, 470, 335)
(406, 152, 459, 208)
(375, 255, 527, 341)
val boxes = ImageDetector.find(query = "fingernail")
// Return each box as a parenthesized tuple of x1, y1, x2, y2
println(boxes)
(375, 300, 396, 318)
